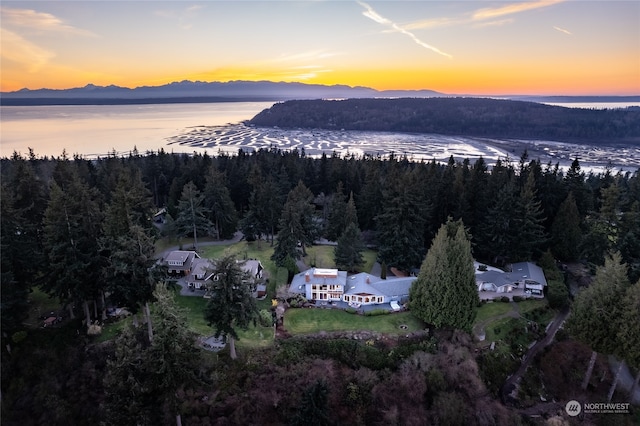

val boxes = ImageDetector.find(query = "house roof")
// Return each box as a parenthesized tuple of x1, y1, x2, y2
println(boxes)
(289, 268, 348, 293)
(475, 270, 514, 288)
(240, 259, 264, 277)
(344, 273, 416, 298)
(510, 262, 547, 286)
(165, 250, 199, 264)
(191, 258, 214, 278)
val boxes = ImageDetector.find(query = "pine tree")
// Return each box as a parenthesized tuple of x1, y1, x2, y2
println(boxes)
(104, 284, 201, 425)
(174, 181, 212, 250)
(203, 167, 238, 240)
(565, 252, 631, 393)
(42, 170, 104, 326)
(551, 192, 582, 260)
(334, 222, 365, 272)
(271, 181, 316, 264)
(409, 219, 478, 332)
(512, 172, 547, 261)
(326, 182, 347, 241)
(376, 172, 427, 273)
(204, 253, 259, 359)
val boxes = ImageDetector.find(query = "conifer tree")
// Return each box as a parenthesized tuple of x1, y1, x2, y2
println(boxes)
(203, 167, 238, 240)
(409, 218, 478, 332)
(551, 192, 582, 260)
(334, 222, 365, 272)
(204, 253, 259, 359)
(174, 181, 212, 250)
(512, 172, 547, 261)
(566, 252, 631, 394)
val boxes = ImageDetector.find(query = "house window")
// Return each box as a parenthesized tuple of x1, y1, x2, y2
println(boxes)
(358, 297, 363, 303)
(312, 285, 317, 290)
(312, 293, 317, 300)
(377, 297, 383, 303)
(344, 295, 350, 302)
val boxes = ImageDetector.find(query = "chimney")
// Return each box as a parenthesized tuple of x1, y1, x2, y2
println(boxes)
(305, 272, 310, 282)
(366, 277, 370, 284)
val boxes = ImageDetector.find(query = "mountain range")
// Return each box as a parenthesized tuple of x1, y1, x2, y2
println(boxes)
(1, 80, 638, 106)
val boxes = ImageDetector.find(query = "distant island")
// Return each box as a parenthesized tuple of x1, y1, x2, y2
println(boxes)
(2, 80, 638, 106)
(247, 97, 640, 144)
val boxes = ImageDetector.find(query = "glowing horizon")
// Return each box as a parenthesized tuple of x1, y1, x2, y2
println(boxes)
(1, 1, 638, 96)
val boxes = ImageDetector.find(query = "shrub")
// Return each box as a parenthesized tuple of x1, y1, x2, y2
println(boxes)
(500, 296, 510, 303)
(258, 309, 273, 327)
(345, 307, 358, 314)
(364, 309, 390, 316)
(512, 296, 524, 302)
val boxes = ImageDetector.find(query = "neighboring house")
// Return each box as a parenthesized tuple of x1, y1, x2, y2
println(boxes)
(240, 259, 266, 298)
(289, 267, 415, 310)
(475, 261, 547, 300)
(186, 258, 215, 290)
(241, 259, 264, 281)
(510, 261, 548, 296)
(165, 250, 200, 276)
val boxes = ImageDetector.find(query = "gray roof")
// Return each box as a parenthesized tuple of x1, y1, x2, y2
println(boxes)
(344, 273, 415, 298)
(191, 258, 214, 278)
(475, 270, 515, 288)
(289, 268, 348, 294)
(165, 250, 199, 265)
(510, 262, 547, 286)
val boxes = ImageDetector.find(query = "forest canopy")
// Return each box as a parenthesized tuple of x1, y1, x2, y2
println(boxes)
(248, 97, 640, 143)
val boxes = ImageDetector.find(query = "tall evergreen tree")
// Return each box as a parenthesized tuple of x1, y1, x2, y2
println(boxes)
(0, 185, 30, 340)
(174, 181, 212, 250)
(565, 252, 631, 394)
(409, 219, 478, 332)
(104, 284, 201, 425)
(204, 253, 259, 359)
(271, 181, 316, 264)
(477, 180, 517, 264)
(325, 181, 348, 241)
(512, 172, 547, 261)
(101, 167, 159, 335)
(334, 222, 365, 272)
(551, 192, 582, 260)
(42, 168, 104, 326)
(203, 167, 238, 240)
(376, 171, 428, 273)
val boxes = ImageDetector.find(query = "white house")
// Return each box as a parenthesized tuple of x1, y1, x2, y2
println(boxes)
(289, 268, 415, 309)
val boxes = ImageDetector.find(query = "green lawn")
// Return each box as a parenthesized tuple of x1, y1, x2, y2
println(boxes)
(303, 246, 377, 273)
(474, 301, 513, 324)
(284, 308, 424, 335)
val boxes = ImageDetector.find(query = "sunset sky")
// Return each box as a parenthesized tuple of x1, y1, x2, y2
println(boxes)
(1, 1, 638, 96)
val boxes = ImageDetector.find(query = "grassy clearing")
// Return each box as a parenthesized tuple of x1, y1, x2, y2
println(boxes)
(174, 294, 211, 336)
(284, 308, 424, 335)
(24, 287, 64, 328)
(518, 298, 548, 314)
(474, 301, 513, 324)
(303, 246, 378, 273)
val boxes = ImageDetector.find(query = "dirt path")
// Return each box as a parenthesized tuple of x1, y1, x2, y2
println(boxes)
(500, 306, 571, 404)
(472, 301, 521, 341)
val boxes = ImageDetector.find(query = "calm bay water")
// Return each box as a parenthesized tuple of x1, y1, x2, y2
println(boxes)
(0, 102, 274, 159)
(1, 101, 638, 172)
